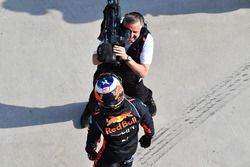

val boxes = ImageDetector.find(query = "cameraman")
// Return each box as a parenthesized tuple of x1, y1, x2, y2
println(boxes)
(81, 12, 156, 128)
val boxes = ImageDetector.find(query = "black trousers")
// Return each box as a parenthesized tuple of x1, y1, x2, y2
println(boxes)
(94, 149, 133, 167)
(94, 158, 133, 167)
(122, 79, 153, 103)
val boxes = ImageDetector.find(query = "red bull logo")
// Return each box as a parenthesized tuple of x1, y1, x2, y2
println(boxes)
(106, 112, 133, 126)
(105, 117, 137, 135)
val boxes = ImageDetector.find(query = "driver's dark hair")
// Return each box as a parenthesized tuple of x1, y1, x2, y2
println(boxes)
(123, 12, 145, 26)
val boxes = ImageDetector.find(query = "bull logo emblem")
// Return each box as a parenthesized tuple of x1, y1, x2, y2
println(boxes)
(106, 112, 133, 126)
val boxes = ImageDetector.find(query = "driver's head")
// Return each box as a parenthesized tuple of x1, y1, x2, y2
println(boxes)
(94, 73, 124, 110)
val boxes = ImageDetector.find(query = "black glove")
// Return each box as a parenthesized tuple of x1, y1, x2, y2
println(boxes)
(97, 42, 114, 63)
(139, 135, 152, 148)
(87, 151, 98, 161)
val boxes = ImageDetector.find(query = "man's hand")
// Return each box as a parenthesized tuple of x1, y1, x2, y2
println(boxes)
(139, 135, 152, 148)
(87, 151, 98, 161)
(113, 45, 128, 61)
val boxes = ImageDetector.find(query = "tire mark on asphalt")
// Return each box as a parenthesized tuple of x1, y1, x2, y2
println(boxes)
(136, 62, 250, 166)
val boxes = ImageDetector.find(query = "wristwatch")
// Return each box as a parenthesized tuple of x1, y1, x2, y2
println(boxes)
(125, 56, 132, 62)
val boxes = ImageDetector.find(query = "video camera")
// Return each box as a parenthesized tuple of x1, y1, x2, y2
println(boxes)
(97, 0, 130, 64)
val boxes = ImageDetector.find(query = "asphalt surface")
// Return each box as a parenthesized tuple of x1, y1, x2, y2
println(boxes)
(1, 0, 250, 167)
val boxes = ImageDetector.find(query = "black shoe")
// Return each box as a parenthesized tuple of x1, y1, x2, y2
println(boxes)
(80, 107, 91, 128)
(145, 98, 157, 116)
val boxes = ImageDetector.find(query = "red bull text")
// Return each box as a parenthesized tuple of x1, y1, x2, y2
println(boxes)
(105, 117, 137, 135)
